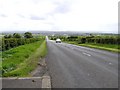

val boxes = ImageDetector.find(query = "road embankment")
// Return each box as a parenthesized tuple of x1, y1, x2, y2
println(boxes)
(2, 40, 47, 77)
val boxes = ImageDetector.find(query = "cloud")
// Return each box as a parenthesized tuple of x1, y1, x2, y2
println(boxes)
(0, 14, 7, 17)
(0, 0, 119, 33)
(13, 22, 19, 25)
(54, 1, 71, 14)
(44, 22, 55, 25)
(30, 15, 46, 20)
(17, 14, 25, 18)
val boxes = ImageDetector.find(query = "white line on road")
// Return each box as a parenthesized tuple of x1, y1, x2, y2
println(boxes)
(109, 62, 112, 65)
(82, 52, 91, 56)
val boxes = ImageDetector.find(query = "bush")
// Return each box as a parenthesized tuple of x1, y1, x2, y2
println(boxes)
(24, 32, 33, 38)
(2, 38, 44, 51)
(13, 33, 21, 38)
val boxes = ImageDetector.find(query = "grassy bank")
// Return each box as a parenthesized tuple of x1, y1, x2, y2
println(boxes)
(2, 40, 47, 77)
(64, 41, 119, 53)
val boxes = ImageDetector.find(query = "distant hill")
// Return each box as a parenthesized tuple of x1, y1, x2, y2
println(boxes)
(1, 30, 118, 36)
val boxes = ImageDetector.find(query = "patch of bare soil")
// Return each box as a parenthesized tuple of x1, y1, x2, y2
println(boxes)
(30, 58, 49, 77)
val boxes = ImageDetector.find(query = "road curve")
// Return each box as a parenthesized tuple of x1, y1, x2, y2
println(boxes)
(46, 38, 118, 88)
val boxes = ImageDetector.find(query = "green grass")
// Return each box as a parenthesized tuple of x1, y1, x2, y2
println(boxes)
(64, 41, 119, 53)
(79, 43, 119, 53)
(2, 40, 47, 77)
(0, 52, 2, 77)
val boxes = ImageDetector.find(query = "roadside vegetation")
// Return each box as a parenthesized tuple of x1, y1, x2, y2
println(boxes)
(1, 32, 45, 51)
(49, 34, 120, 53)
(1, 32, 47, 77)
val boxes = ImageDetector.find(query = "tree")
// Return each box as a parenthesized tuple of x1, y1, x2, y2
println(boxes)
(24, 32, 33, 38)
(13, 33, 21, 38)
(4, 34, 13, 38)
(81, 37, 86, 43)
(4, 35, 8, 38)
(8, 34, 12, 38)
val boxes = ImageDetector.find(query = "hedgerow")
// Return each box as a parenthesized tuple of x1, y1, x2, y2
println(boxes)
(1, 38, 43, 51)
(49, 35, 120, 45)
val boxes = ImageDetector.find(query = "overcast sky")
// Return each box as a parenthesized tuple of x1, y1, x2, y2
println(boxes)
(0, 0, 119, 33)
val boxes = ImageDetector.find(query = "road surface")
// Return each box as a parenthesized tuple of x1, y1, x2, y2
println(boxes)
(46, 38, 118, 88)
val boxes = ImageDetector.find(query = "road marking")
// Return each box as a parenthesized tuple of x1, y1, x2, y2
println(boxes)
(83, 52, 91, 56)
(109, 62, 112, 65)
(42, 75, 51, 88)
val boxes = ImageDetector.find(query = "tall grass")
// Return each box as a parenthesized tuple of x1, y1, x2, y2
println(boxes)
(2, 40, 47, 77)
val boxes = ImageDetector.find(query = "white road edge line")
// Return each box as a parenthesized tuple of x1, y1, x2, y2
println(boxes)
(83, 52, 91, 56)
(42, 75, 51, 89)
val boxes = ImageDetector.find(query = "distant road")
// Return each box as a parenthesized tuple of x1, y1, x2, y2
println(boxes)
(46, 38, 118, 88)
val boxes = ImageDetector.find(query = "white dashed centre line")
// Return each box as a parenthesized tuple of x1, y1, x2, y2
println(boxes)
(82, 52, 91, 56)
(109, 62, 112, 65)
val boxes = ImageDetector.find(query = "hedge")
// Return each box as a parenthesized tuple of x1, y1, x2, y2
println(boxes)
(1, 38, 43, 51)
(49, 35, 120, 45)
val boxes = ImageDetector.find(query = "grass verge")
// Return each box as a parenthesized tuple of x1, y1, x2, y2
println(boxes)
(2, 40, 47, 77)
(64, 41, 119, 53)
(79, 43, 119, 53)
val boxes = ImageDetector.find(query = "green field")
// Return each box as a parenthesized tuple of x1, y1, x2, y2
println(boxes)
(2, 40, 47, 77)
(79, 43, 119, 53)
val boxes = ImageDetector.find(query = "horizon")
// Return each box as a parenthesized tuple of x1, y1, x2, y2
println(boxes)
(1, 30, 118, 34)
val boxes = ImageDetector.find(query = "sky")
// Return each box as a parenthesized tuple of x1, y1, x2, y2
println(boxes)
(0, 0, 119, 33)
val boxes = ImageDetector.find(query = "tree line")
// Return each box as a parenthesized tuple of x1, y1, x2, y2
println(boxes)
(49, 35, 120, 44)
(1, 32, 44, 51)
(4, 32, 33, 39)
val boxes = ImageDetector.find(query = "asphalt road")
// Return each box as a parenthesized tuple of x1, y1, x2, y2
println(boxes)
(46, 38, 118, 88)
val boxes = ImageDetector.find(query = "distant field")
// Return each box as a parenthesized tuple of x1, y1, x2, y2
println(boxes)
(2, 40, 47, 77)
